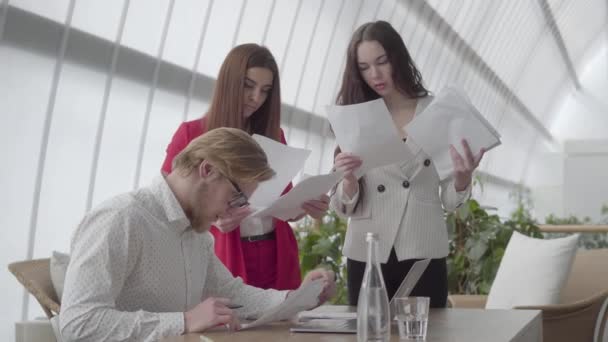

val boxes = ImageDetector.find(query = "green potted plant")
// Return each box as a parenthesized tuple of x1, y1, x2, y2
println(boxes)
(446, 198, 542, 295)
(294, 212, 349, 304)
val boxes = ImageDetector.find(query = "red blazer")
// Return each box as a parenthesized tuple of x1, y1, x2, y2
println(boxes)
(161, 118, 301, 290)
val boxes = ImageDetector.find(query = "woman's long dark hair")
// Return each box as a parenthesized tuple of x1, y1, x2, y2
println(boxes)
(205, 44, 282, 142)
(334, 21, 429, 208)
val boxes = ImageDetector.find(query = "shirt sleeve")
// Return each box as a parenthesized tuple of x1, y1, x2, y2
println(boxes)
(161, 122, 190, 174)
(329, 180, 360, 218)
(201, 234, 288, 319)
(439, 176, 472, 212)
(59, 208, 185, 342)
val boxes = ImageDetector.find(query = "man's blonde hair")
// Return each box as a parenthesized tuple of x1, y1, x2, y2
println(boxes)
(173, 127, 275, 183)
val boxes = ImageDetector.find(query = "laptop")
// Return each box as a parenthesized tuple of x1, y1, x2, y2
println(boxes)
(389, 258, 431, 307)
(290, 258, 431, 334)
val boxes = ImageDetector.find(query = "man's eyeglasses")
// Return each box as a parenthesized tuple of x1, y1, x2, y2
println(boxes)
(226, 177, 249, 208)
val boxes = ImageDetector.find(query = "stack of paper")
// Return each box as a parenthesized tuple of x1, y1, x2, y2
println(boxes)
(405, 86, 501, 181)
(326, 98, 416, 178)
(298, 305, 357, 320)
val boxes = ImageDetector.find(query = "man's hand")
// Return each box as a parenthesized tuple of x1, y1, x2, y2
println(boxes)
(334, 152, 362, 199)
(214, 207, 252, 232)
(184, 297, 241, 333)
(301, 194, 330, 220)
(449, 139, 485, 192)
(301, 269, 337, 305)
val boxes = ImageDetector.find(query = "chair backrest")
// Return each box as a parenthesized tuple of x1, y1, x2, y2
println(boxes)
(560, 248, 608, 304)
(8, 258, 61, 318)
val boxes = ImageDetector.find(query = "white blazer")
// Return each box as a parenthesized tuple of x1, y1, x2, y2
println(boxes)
(330, 96, 470, 263)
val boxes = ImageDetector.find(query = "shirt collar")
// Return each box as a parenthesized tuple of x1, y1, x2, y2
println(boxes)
(151, 175, 191, 234)
(414, 95, 432, 117)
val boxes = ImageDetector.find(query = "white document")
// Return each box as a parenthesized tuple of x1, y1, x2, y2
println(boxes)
(326, 99, 416, 178)
(251, 172, 342, 221)
(405, 87, 501, 180)
(248, 134, 311, 207)
(240, 279, 324, 330)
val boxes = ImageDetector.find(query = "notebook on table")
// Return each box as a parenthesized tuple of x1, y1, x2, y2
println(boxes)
(289, 318, 358, 334)
(290, 259, 431, 334)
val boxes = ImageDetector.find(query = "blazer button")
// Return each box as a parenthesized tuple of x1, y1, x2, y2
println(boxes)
(424, 159, 431, 167)
(402, 180, 410, 189)
(377, 184, 385, 193)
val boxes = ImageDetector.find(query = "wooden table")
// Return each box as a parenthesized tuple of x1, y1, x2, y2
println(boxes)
(163, 307, 542, 342)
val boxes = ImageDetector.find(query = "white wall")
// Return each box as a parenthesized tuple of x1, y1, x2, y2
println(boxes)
(563, 141, 608, 222)
(527, 147, 566, 222)
(528, 44, 608, 223)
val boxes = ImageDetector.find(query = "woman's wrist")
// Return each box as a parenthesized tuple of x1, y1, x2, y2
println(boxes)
(342, 178, 359, 200)
(454, 180, 470, 192)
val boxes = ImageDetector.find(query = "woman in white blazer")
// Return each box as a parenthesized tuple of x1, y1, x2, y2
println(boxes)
(330, 21, 485, 308)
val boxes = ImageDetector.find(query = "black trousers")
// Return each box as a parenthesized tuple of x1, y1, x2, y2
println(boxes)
(347, 248, 448, 308)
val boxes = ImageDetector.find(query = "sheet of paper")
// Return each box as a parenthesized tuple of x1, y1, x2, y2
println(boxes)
(240, 279, 324, 330)
(404, 87, 501, 181)
(248, 134, 311, 207)
(251, 172, 342, 221)
(326, 99, 416, 178)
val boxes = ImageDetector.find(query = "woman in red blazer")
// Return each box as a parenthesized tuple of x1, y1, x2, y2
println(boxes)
(161, 44, 329, 291)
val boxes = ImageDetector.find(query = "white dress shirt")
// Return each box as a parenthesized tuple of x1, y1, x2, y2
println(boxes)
(239, 216, 274, 237)
(59, 175, 287, 342)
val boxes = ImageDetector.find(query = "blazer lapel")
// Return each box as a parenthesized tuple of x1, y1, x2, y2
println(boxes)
(398, 96, 434, 180)
(399, 139, 424, 180)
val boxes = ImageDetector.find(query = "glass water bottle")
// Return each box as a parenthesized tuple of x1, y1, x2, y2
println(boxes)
(357, 232, 390, 342)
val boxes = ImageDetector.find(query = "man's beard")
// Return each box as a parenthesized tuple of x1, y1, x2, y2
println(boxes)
(189, 183, 213, 233)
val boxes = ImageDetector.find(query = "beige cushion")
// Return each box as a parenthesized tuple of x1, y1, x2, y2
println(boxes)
(49, 251, 70, 301)
(486, 232, 579, 309)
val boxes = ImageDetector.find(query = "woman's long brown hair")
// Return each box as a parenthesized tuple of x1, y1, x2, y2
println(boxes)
(334, 21, 429, 208)
(205, 44, 282, 142)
